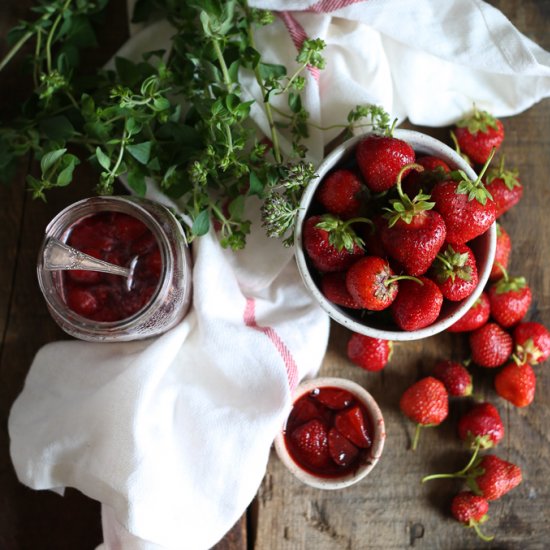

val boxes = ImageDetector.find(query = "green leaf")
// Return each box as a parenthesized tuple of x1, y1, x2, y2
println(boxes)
(288, 92, 302, 114)
(259, 62, 286, 81)
(125, 117, 142, 136)
(39, 116, 75, 141)
(192, 209, 210, 236)
(228, 195, 245, 220)
(228, 60, 240, 82)
(147, 157, 161, 171)
(127, 169, 147, 197)
(127, 141, 152, 165)
(95, 147, 111, 170)
(40, 148, 67, 173)
(115, 56, 141, 86)
(56, 159, 77, 187)
(248, 171, 264, 197)
(153, 97, 171, 111)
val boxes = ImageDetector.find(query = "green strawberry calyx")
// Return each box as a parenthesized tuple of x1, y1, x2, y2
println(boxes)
(485, 155, 521, 190)
(434, 244, 472, 283)
(492, 265, 527, 294)
(451, 147, 496, 205)
(456, 105, 500, 135)
(314, 213, 372, 252)
(515, 338, 543, 365)
(384, 163, 436, 226)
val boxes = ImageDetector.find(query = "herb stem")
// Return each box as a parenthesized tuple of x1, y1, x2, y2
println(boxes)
(110, 127, 128, 178)
(33, 29, 43, 88)
(281, 64, 307, 95)
(46, 0, 72, 73)
(212, 39, 232, 90)
(243, 2, 282, 164)
(0, 30, 34, 73)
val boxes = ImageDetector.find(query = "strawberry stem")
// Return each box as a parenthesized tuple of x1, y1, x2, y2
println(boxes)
(411, 423, 422, 451)
(395, 163, 424, 201)
(385, 275, 423, 288)
(472, 522, 494, 542)
(422, 440, 481, 482)
(342, 216, 374, 232)
(384, 164, 436, 227)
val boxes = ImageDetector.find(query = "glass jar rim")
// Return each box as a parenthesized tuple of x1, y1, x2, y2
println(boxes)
(37, 196, 178, 335)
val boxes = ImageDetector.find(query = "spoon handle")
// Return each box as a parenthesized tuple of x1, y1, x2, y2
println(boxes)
(43, 237, 132, 278)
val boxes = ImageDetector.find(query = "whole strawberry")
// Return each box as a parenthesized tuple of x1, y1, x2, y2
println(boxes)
(380, 164, 447, 276)
(303, 214, 365, 272)
(423, 454, 521, 512)
(356, 134, 416, 192)
(430, 243, 478, 301)
(513, 321, 550, 365)
(488, 270, 532, 328)
(402, 155, 450, 197)
(391, 277, 444, 331)
(470, 455, 522, 501)
(446, 292, 491, 333)
(316, 168, 365, 219)
(288, 418, 331, 470)
(320, 272, 362, 309)
(453, 107, 505, 165)
(399, 376, 448, 451)
(431, 157, 497, 245)
(484, 156, 523, 217)
(489, 223, 511, 281)
(494, 360, 536, 407)
(346, 256, 417, 311)
(469, 322, 512, 368)
(432, 360, 473, 397)
(451, 492, 493, 542)
(347, 333, 393, 372)
(457, 402, 504, 450)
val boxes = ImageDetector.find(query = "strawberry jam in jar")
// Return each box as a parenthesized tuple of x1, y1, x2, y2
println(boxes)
(275, 377, 385, 489)
(37, 196, 192, 342)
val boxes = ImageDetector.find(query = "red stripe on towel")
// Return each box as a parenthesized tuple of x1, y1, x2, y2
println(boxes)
(278, 11, 320, 81)
(244, 297, 299, 392)
(306, 0, 367, 13)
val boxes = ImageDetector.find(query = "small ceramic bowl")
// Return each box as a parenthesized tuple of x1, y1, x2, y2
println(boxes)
(294, 129, 497, 341)
(274, 377, 385, 490)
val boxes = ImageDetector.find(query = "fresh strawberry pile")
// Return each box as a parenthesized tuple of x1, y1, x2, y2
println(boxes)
(338, 108, 549, 541)
(303, 119, 497, 333)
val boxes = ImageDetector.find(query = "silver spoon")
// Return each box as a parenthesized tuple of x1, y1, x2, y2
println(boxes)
(43, 237, 138, 290)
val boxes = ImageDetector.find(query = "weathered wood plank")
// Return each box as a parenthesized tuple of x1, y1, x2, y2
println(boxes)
(254, 1, 550, 548)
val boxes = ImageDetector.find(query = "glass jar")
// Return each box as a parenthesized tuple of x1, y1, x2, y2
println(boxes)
(37, 196, 192, 342)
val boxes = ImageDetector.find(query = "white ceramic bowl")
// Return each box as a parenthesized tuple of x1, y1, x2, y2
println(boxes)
(294, 129, 497, 341)
(274, 377, 385, 490)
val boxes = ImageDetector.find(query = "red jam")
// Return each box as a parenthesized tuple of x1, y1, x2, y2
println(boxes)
(283, 386, 373, 478)
(62, 211, 162, 322)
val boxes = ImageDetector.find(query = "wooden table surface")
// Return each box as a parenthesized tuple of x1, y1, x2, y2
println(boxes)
(1, 1, 549, 549)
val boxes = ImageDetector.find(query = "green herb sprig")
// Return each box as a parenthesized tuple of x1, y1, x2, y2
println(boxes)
(0, 0, 390, 249)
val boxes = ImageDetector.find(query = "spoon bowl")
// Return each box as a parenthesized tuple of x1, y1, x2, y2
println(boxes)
(43, 237, 138, 290)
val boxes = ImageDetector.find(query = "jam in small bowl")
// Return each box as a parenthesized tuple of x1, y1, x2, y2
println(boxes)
(274, 377, 385, 489)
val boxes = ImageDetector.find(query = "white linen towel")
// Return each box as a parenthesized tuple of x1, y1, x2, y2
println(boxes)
(9, 1, 550, 549)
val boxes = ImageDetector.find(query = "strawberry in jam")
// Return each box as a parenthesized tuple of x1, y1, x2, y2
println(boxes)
(284, 386, 373, 478)
(63, 211, 162, 322)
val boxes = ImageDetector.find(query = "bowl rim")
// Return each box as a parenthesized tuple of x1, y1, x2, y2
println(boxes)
(294, 129, 497, 341)
(273, 376, 385, 490)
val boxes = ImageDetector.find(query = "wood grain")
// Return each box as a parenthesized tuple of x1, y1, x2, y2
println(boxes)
(254, 2, 550, 549)
(1, 1, 550, 549)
